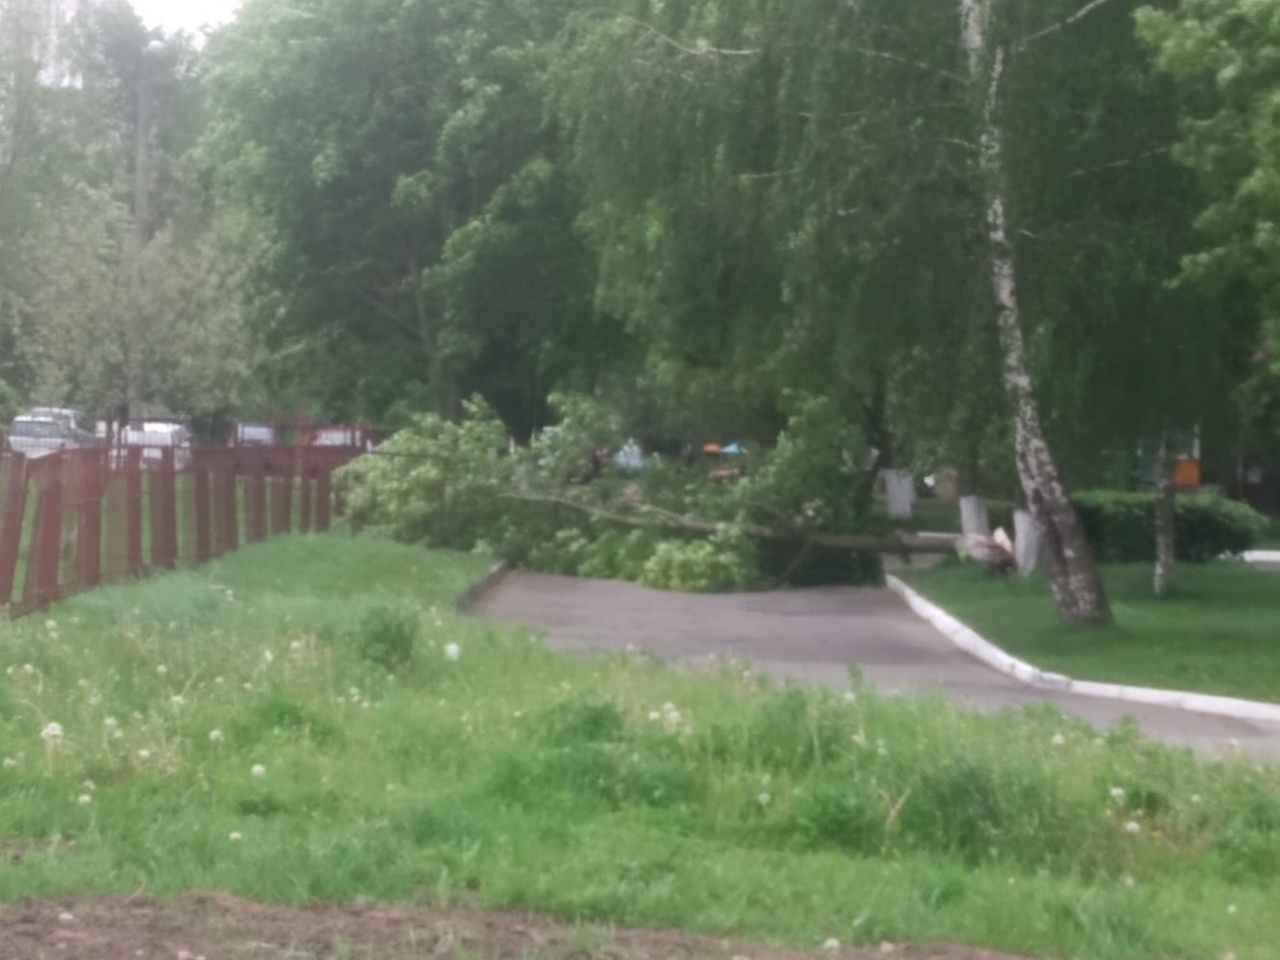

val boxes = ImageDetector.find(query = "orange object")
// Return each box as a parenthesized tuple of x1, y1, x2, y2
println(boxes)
(702, 442, 722, 454)
(1172, 457, 1201, 487)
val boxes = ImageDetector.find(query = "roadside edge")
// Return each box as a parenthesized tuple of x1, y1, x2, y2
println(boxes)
(885, 574, 1280, 724)
(456, 561, 513, 614)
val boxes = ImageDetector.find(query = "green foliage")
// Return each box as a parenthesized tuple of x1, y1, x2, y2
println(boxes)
(347, 603, 420, 671)
(340, 392, 879, 591)
(1074, 490, 1267, 562)
(337, 397, 512, 549)
(639, 526, 761, 593)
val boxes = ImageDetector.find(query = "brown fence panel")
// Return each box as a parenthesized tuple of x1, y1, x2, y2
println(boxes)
(272, 447, 295, 536)
(74, 449, 105, 591)
(246, 450, 267, 543)
(124, 448, 144, 577)
(4, 443, 357, 618)
(0, 454, 28, 609)
(18, 454, 63, 616)
(298, 447, 313, 534)
(218, 450, 239, 556)
(150, 447, 177, 569)
(193, 449, 212, 563)
(315, 454, 332, 532)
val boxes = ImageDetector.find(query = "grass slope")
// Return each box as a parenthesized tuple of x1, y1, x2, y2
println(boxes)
(0, 534, 1277, 959)
(908, 561, 1280, 702)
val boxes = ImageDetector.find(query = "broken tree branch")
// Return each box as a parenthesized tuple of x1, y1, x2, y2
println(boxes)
(1020, 0, 1122, 49)
(502, 491, 958, 554)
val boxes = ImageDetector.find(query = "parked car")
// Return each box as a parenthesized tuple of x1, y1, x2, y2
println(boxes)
(117, 422, 193, 470)
(310, 425, 373, 449)
(229, 423, 277, 447)
(6, 412, 95, 458)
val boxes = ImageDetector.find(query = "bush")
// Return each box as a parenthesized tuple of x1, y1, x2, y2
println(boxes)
(1074, 490, 1268, 563)
(348, 602, 420, 670)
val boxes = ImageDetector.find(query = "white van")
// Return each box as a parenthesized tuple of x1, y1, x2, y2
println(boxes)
(7, 413, 91, 458)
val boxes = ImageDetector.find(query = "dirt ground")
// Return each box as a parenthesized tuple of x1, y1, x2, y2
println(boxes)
(0, 892, 1042, 960)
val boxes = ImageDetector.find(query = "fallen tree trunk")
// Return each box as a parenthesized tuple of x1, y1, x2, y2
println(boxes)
(502, 492, 958, 555)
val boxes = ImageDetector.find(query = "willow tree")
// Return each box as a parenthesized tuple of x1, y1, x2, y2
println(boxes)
(552, 0, 1125, 623)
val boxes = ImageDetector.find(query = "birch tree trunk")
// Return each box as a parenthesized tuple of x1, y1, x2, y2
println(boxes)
(1153, 435, 1176, 597)
(957, 0, 1112, 625)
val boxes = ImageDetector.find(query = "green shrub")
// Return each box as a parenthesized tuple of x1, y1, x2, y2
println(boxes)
(349, 602, 420, 670)
(1074, 490, 1267, 562)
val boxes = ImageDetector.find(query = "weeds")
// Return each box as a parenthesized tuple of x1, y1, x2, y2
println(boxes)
(0, 534, 1276, 959)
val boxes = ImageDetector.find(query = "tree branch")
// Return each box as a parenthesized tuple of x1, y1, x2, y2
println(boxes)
(612, 12, 759, 57)
(1067, 146, 1170, 178)
(501, 491, 957, 554)
(1020, 0, 1123, 49)
(850, 48, 968, 85)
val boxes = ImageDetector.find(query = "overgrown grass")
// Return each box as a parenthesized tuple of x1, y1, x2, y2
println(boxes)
(0, 534, 1278, 959)
(908, 560, 1280, 702)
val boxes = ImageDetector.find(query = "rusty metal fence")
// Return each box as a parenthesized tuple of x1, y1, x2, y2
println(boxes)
(0, 445, 360, 619)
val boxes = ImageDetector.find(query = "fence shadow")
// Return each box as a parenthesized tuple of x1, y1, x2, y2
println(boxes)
(0, 445, 360, 618)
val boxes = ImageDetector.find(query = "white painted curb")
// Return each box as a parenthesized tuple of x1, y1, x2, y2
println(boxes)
(885, 574, 1280, 725)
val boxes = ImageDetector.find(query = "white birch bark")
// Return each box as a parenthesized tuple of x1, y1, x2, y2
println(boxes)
(883, 469, 916, 519)
(957, 0, 1112, 624)
(959, 495, 990, 537)
(1014, 508, 1039, 577)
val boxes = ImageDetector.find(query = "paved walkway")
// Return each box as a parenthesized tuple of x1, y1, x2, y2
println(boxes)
(475, 571, 1280, 761)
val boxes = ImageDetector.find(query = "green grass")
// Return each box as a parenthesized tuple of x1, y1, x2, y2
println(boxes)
(1, 534, 1279, 959)
(908, 560, 1280, 702)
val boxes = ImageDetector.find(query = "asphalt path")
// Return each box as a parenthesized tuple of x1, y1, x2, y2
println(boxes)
(474, 571, 1280, 761)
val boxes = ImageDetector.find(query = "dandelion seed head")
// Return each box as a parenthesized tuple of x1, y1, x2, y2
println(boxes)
(289, 640, 302, 652)
(228, 831, 242, 842)
(137, 749, 151, 760)
(1109, 786, 1125, 801)
(1227, 904, 1237, 915)
(757, 792, 771, 807)
(41, 722, 64, 741)
(1050, 733, 1065, 746)
(209, 729, 224, 742)
(104, 716, 118, 729)
(444, 643, 461, 661)
(1124, 820, 1140, 834)
(1191, 793, 1202, 804)
(2, 757, 16, 769)
(251, 764, 265, 777)
(822, 938, 840, 951)
(1121, 874, 1135, 887)
(77, 794, 91, 806)
(170, 695, 185, 707)
(262, 650, 274, 664)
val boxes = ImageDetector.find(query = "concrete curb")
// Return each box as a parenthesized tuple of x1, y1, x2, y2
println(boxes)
(885, 574, 1280, 725)
(456, 561, 513, 614)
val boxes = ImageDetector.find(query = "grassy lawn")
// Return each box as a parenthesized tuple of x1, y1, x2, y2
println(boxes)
(907, 561, 1280, 702)
(1, 534, 1278, 959)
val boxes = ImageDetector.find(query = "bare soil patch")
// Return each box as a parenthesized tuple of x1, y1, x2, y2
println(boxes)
(0, 892, 1043, 960)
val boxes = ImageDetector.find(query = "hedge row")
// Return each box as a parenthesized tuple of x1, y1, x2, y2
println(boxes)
(1073, 490, 1268, 563)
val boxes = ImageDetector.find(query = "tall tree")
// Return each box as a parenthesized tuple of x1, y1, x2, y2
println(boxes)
(201, 0, 619, 430)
